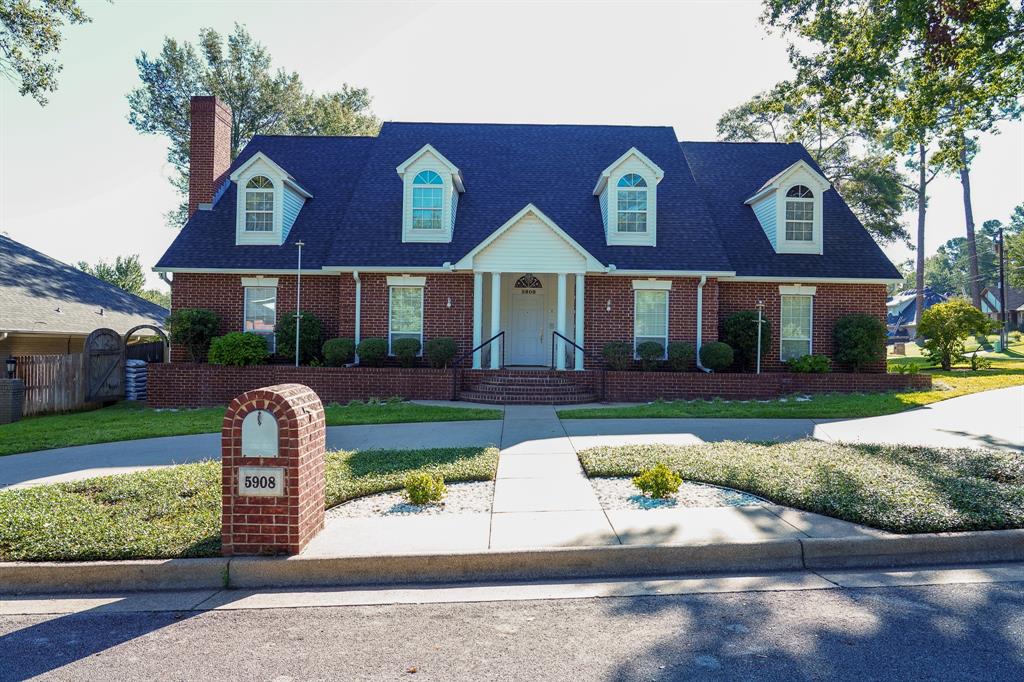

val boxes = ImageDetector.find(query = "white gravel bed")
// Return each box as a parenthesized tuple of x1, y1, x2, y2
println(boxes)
(326, 481, 494, 518)
(591, 477, 766, 511)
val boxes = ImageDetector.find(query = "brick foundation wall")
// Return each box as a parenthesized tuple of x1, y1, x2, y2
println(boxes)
(717, 282, 889, 372)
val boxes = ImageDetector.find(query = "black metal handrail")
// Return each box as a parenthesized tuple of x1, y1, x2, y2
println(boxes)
(450, 331, 505, 400)
(550, 330, 605, 402)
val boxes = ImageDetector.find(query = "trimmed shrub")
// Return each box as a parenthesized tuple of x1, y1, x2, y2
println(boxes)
(666, 342, 695, 372)
(404, 472, 446, 505)
(392, 337, 421, 368)
(917, 299, 996, 370)
(425, 337, 458, 368)
(207, 332, 267, 366)
(276, 311, 323, 365)
(833, 313, 887, 371)
(699, 341, 734, 371)
(322, 338, 356, 367)
(784, 354, 831, 373)
(166, 308, 219, 362)
(357, 338, 387, 367)
(636, 341, 665, 371)
(603, 341, 632, 371)
(632, 463, 683, 499)
(720, 311, 771, 371)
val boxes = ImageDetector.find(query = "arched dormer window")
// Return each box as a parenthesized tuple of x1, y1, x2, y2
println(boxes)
(412, 170, 444, 230)
(617, 174, 648, 233)
(244, 176, 275, 232)
(785, 185, 814, 241)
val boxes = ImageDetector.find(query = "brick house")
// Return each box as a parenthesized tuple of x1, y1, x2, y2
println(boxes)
(154, 96, 902, 403)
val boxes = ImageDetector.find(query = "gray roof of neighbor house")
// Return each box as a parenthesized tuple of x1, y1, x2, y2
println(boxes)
(0, 235, 168, 337)
(157, 122, 900, 280)
(982, 286, 1024, 311)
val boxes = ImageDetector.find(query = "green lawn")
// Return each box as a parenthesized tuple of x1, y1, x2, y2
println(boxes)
(579, 441, 1024, 534)
(0, 446, 498, 562)
(560, 345, 1024, 420)
(0, 400, 502, 458)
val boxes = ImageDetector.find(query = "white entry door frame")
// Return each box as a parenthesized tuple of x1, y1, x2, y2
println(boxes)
(508, 286, 548, 365)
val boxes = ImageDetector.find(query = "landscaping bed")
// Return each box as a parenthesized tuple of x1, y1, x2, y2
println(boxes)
(0, 446, 499, 561)
(578, 440, 1024, 534)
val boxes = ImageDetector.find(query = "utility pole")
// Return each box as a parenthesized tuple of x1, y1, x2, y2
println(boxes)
(998, 228, 1008, 349)
(295, 241, 304, 367)
(755, 300, 765, 375)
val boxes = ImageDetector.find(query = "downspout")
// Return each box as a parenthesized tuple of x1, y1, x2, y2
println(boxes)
(695, 275, 712, 373)
(353, 271, 361, 365)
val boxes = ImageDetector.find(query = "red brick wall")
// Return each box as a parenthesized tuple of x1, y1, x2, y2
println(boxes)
(188, 96, 232, 217)
(717, 282, 889, 372)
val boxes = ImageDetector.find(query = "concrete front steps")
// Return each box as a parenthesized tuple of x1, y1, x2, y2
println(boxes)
(460, 370, 597, 405)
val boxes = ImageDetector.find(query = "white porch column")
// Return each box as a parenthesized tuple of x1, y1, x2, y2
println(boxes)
(472, 272, 483, 369)
(490, 272, 501, 369)
(574, 273, 585, 370)
(556, 273, 567, 370)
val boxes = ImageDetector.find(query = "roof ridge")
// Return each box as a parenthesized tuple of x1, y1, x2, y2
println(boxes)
(382, 120, 676, 130)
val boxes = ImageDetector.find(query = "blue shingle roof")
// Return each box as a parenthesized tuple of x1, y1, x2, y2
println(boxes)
(157, 123, 898, 280)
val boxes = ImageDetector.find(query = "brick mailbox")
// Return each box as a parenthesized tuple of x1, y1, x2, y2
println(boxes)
(221, 383, 326, 556)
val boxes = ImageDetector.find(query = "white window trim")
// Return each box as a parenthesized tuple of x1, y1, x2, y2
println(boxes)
(632, 279, 672, 291)
(779, 292, 814, 362)
(615, 175, 649, 235)
(776, 180, 824, 254)
(388, 283, 425, 356)
(596, 148, 663, 248)
(235, 171, 284, 245)
(397, 145, 462, 245)
(240, 276, 279, 287)
(386, 275, 427, 287)
(633, 288, 669, 360)
(243, 283, 278, 354)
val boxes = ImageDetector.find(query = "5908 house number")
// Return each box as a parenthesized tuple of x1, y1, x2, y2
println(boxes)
(237, 466, 286, 497)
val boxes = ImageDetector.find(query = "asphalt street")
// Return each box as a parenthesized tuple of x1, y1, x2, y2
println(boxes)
(2, 578, 1022, 681)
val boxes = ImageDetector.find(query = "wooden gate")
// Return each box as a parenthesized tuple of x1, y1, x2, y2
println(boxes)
(85, 328, 125, 402)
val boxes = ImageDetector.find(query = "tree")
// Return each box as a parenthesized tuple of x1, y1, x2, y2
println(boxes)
(1, 0, 92, 105)
(916, 299, 996, 370)
(990, 204, 1024, 289)
(77, 254, 146, 296)
(140, 288, 171, 309)
(717, 83, 913, 244)
(166, 308, 219, 362)
(127, 24, 380, 227)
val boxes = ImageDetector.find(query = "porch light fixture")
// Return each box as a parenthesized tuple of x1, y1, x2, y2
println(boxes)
(5, 355, 15, 379)
(447, 297, 452, 309)
(606, 300, 612, 312)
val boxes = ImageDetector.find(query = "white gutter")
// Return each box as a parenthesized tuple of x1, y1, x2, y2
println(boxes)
(695, 275, 711, 373)
(353, 271, 361, 363)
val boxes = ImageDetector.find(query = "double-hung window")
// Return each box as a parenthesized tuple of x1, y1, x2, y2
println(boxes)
(411, 170, 443, 230)
(784, 185, 814, 241)
(634, 289, 669, 358)
(389, 286, 424, 353)
(617, 173, 648, 233)
(244, 286, 277, 353)
(244, 176, 275, 232)
(780, 294, 813, 360)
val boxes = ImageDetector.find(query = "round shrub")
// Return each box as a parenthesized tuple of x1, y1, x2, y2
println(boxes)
(784, 354, 831, 373)
(666, 342, 695, 372)
(207, 332, 267, 366)
(699, 341, 734, 372)
(392, 337, 421, 368)
(276, 311, 323, 365)
(833, 313, 887, 371)
(322, 338, 355, 367)
(636, 341, 665, 371)
(632, 463, 682, 499)
(166, 308, 219, 362)
(720, 311, 771, 371)
(404, 472, 446, 505)
(425, 337, 458, 368)
(603, 341, 632, 371)
(357, 338, 387, 367)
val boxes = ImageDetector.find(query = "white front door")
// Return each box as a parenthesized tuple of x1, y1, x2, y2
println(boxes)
(509, 291, 547, 365)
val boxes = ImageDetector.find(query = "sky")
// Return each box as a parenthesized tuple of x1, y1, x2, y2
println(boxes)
(2, 0, 1022, 290)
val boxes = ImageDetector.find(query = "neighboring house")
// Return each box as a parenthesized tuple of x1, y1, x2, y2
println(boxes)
(0, 235, 168, 356)
(980, 286, 1024, 330)
(156, 96, 900, 374)
(886, 288, 950, 338)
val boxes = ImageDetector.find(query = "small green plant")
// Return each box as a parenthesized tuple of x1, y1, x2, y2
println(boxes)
(392, 337, 421, 367)
(166, 308, 220, 362)
(666, 342, 695, 372)
(1010, 331, 1023, 343)
(357, 338, 387, 367)
(636, 341, 665, 371)
(276, 311, 323, 364)
(424, 337, 458, 368)
(890, 362, 920, 375)
(404, 472, 447, 505)
(917, 299, 996, 370)
(970, 351, 993, 371)
(632, 463, 682, 499)
(207, 332, 267, 366)
(833, 314, 888, 371)
(699, 342, 734, 372)
(603, 341, 633, 370)
(784, 354, 831, 374)
(323, 338, 356, 367)
(720, 311, 772, 371)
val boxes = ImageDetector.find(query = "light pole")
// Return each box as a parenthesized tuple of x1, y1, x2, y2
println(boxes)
(295, 241, 304, 367)
(998, 228, 1008, 350)
(755, 300, 765, 375)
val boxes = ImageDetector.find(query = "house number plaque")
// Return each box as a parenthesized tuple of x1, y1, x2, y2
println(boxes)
(237, 466, 286, 497)
(241, 409, 279, 457)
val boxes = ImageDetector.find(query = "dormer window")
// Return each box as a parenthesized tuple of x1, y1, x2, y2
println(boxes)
(244, 176, 275, 232)
(617, 174, 648, 233)
(784, 185, 814, 241)
(412, 170, 444, 230)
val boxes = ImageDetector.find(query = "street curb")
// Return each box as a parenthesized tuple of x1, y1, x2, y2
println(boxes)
(4, 530, 1024, 595)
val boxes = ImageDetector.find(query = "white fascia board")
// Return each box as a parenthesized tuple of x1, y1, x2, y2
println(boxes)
(395, 143, 465, 192)
(228, 151, 314, 198)
(284, 177, 313, 198)
(779, 284, 817, 295)
(632, 279, 673, 290)
(321, 266, 453, 273)
(722, 276, 902, 284)
(452, 203, 605, 271)
(605, 269, 736, 278)
(154, 267, 336, 275)
(746, 159, 831, 203)
(592, 147, 665, 195)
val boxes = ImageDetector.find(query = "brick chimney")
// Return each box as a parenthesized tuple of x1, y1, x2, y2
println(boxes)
(188, 96, 232, 217)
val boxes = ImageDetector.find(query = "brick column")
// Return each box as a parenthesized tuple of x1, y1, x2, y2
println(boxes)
(221, 383, 326, 556)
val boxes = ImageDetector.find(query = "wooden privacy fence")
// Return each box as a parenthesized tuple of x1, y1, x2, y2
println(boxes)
(14, 353, 90, 416)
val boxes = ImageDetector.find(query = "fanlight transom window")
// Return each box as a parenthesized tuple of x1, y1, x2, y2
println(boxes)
(785, 185, 814, 241)
(412, 170, 444, 230)
(617, 173, 648, 233)
(514, 274, 542, 289)
(244, 176, 275, 232)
